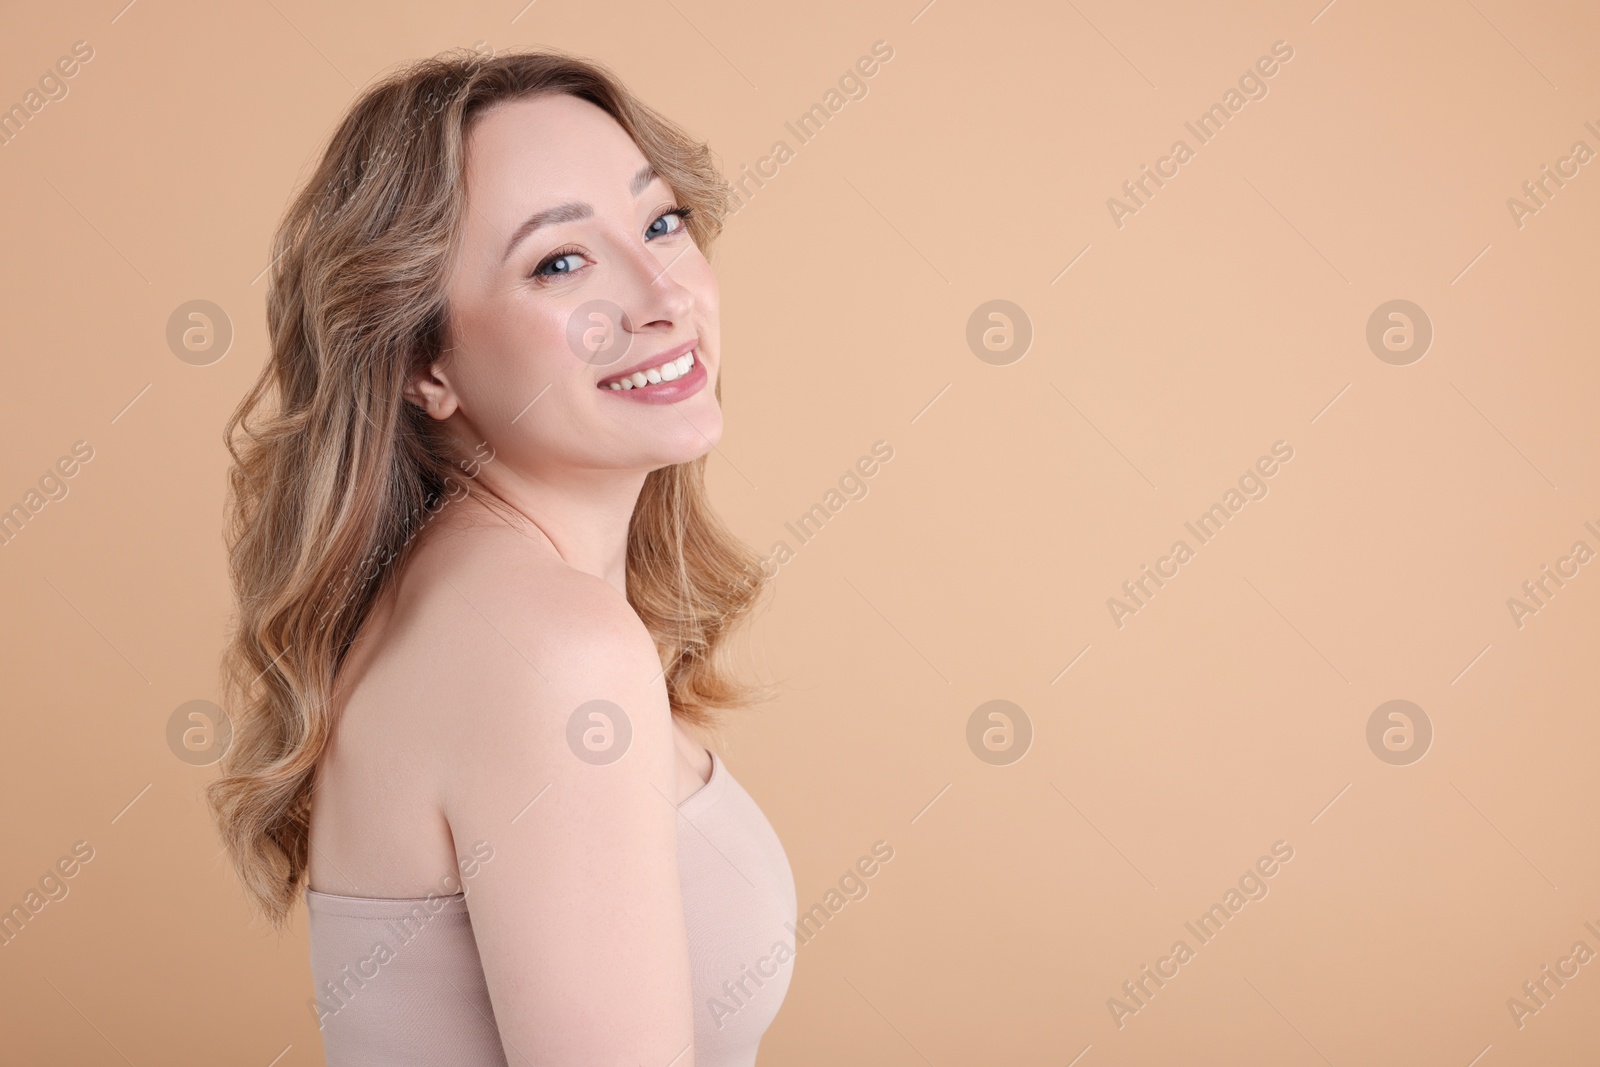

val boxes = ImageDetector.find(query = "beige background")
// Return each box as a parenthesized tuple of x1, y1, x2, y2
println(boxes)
(2, 0, 1598, 1063)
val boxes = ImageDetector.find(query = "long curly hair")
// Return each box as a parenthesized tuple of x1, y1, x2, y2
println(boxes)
(206, 45, 774, 930)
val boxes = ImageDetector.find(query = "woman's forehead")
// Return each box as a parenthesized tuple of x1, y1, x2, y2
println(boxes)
(465, 94, 641, 189)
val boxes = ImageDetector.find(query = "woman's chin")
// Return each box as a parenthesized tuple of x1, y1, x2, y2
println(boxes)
(654, 424, 723, 468)
(638, 401, 723, 463)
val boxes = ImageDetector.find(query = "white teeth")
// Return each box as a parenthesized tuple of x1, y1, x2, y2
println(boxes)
(606, 350, 696, 390)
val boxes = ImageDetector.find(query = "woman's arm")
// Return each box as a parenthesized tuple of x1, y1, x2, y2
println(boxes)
(435, 564, 694, 1066)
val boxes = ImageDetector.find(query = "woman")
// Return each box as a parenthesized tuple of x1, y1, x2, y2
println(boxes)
(206, 46, 797, 1066)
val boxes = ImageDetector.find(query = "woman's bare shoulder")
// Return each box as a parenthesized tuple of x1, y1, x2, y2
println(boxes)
(310, 506, 667, 896)
(388, 505, 676, 813)
(399, 507, 644, 650)
(359, 505, 659, 737)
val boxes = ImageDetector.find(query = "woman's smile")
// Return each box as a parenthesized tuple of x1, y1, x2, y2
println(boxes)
(597, 339, 708, 403)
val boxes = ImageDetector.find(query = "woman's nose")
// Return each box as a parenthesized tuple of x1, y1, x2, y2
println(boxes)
(614, 239, 696, 333)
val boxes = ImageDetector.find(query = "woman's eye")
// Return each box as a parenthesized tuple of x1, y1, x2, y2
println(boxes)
(531, 249, 585, 281)
(542, 254, 580, 276)
(646, 209, 689, 240)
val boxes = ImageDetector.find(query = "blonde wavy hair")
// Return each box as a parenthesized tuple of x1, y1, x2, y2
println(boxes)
(207, 46, 774, 930)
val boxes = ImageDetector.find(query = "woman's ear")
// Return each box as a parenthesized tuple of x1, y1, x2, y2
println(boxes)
(403, 361, 460, 420)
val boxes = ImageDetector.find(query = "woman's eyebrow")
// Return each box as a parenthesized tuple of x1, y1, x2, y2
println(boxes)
(500, 163, 660, 264)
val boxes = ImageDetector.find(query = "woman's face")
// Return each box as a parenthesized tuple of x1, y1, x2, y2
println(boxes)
(419, 92, 723, 479)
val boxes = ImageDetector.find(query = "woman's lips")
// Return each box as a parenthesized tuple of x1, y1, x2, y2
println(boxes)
(597, 348, 708, 404)
(596, 338, 698, 386)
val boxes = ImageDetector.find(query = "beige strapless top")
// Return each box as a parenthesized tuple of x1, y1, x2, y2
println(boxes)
(305, 748, 797, 1066)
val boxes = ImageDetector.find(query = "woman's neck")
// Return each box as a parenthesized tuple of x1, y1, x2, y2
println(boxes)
(454, 468, 647, 596)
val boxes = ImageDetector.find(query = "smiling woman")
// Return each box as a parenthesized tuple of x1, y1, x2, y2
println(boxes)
(205, 47, 795, 1067)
